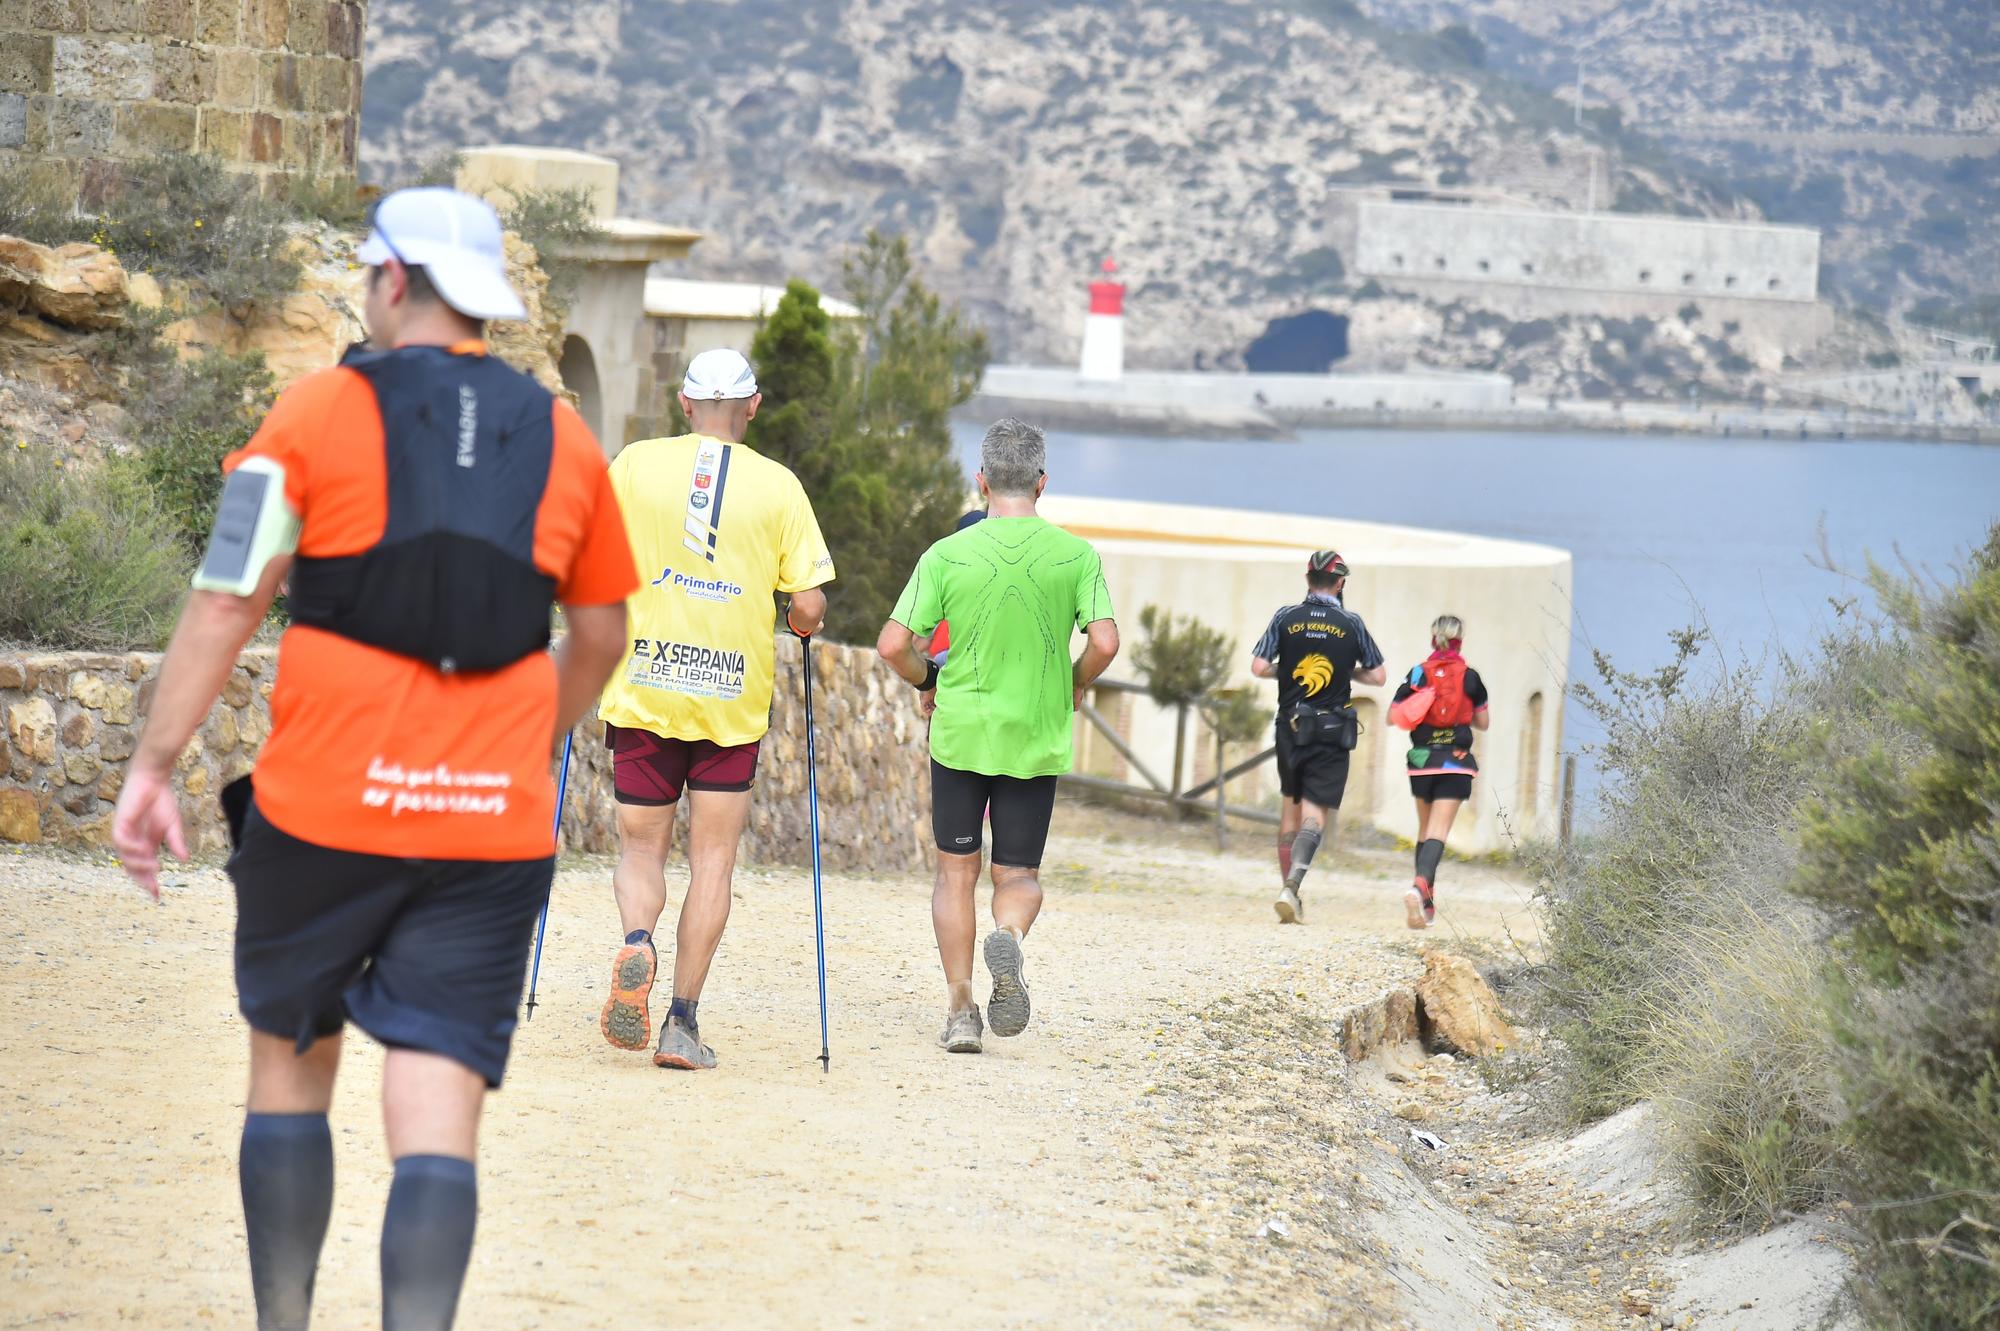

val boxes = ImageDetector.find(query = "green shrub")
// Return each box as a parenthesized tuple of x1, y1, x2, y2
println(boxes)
(1796, 529, 2000, 1326)
(1132, 605, 1233, 709)
(1535, 629, 1824, 1119)
(88, 154, 301, 312)
(285, 171, 373, 230)
(500, 184, 607, 320)
(740, 236, 986, 644)
(126, 348, 275, 555)
(0, 447, 190, 651)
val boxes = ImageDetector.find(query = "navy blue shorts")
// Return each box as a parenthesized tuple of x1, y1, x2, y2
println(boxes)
(228, 804, 553, 1088)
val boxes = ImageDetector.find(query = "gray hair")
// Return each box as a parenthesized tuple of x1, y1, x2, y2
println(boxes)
(980, 417, 1046, 498)
(1431, 614, 1464, 649)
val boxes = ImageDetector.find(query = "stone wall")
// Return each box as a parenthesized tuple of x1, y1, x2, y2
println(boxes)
(1, 0, 367, 209)
(0, 637, 935, 873)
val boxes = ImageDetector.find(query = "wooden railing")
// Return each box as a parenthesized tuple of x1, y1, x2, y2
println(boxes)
(1061, 678, 1278, 847)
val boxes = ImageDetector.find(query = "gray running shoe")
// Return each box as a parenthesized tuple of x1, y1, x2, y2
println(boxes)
(938, 1005, 984, 1054)
(652, 1016, 717, 1070)
(1276, 884, 1304, 924)
(984, 929, 1032, 1037)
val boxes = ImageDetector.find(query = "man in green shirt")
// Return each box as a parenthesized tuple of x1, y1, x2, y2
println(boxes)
(877, 418, 1120, 1054)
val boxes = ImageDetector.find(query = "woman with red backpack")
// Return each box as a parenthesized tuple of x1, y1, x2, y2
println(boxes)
(1388, 614, 1491, 930)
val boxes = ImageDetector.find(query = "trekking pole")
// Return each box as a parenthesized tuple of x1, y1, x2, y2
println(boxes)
(801, 634, 831, 1072)
(524, 731, 574, 1022)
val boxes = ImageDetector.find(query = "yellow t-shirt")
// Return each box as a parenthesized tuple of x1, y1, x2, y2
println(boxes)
(598, 434, 834, 745)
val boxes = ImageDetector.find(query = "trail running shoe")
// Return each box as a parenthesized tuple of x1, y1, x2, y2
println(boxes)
(599, 940, 657, 1051)
(938, 1005, 984, 1054)
(1275, 884, 1305, 924)
(983, 929, 1032, 1037)
(653, 1016, 718, 1070)
(1405, 881, 1436, 931)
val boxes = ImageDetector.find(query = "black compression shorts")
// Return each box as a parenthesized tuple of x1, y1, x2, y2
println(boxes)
(929, 759, 1058, 868)
(1409, 772, 1474, 803)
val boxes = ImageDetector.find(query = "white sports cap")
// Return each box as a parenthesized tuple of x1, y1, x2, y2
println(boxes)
(682, 348, 759, 401)
(356, 187, 529, 322)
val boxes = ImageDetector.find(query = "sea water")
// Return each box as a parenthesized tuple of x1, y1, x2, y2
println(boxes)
(952, 423, 2000, 815)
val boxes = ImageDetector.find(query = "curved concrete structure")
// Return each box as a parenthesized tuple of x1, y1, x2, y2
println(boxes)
(1040, 495, 1573, 854)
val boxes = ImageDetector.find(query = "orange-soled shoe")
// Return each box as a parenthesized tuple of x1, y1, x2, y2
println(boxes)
(599, 941, 656, 1051)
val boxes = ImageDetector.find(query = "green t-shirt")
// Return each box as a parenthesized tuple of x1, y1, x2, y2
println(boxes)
(891, 516, 1115, 779)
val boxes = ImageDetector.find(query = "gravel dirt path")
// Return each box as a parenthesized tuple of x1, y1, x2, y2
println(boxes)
(1, 805, 1546, 1329)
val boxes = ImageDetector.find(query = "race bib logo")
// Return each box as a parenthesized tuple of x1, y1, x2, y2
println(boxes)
(1293, 653, 1334, 697)
(626, 638, 747, 700)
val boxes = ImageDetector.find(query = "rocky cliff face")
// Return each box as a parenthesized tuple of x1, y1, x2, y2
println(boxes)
(360, 0, 1736, 378)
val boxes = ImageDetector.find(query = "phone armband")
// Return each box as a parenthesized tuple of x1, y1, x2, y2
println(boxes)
(192, 457, 300, 596)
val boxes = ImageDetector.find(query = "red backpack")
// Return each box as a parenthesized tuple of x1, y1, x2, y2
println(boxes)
(1423, 656, 1475, 727)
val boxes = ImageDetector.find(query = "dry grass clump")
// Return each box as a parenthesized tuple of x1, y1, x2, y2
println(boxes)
(1638, 896, 1841, 1227)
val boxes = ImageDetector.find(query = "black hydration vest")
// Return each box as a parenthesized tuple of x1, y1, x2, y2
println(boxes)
(287, 344, 559, 675)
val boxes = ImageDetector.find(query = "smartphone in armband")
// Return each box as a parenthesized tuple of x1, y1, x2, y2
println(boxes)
(192, 457, 300, 596)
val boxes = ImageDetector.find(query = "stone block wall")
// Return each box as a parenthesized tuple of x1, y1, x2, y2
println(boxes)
(0, 0, 367, 209)
(0, 637, 934, 874)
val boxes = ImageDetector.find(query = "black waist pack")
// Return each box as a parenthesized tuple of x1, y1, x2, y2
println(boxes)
(1289, 701, 1361, 751)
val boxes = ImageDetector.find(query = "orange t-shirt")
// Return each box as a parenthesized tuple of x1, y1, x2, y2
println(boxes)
(225, 342, 639, 861)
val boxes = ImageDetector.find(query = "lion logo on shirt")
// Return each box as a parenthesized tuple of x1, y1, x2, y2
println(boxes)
(1292, 653, 1334, 697)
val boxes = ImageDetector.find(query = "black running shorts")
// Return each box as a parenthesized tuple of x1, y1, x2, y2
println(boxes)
(1275, 725, 1350, 810)
(930, 759, 1059, 868)
(229, 804, 553, 1088)
(1408, 772, 1474, 803)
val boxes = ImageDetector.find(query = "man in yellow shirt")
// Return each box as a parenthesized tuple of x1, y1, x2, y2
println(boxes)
(596, 348, 834, 1070)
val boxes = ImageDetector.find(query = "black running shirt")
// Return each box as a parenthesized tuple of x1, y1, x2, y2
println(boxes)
(1253, 592, 1384, 715)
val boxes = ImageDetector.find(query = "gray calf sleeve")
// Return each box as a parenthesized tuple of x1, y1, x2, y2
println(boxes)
(1285, 822, 1323, 890)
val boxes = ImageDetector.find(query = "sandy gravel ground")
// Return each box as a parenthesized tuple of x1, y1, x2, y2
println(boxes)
(1, 805, 1541, 1330)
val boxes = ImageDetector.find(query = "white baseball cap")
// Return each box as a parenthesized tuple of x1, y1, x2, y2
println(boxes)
(357, 187, 529, 322)
(682, 348, 759, 400)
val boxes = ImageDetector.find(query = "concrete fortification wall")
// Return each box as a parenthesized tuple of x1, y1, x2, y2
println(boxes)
(1351, 200, 1821, 306)
(0, 0, 367, 207)
(1043, 496, 1574, 855)
(0, 638, 934, 873)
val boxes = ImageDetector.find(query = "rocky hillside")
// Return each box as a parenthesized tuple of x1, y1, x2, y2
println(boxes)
(359, 0, 1735, 376)
(1356, 0, 2000, 312)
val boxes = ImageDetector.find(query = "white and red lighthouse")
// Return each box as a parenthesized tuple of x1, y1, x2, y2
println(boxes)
(1078, 258, 1124, 381)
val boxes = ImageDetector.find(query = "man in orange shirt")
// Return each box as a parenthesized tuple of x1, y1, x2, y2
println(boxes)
(112, 188, 637, 1331)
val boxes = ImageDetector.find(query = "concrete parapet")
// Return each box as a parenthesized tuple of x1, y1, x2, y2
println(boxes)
(0, 637, 934, 873)
(0, 0, 365, 206)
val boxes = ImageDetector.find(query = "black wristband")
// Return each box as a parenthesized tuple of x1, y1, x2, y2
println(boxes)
(918, 659, 940, 692)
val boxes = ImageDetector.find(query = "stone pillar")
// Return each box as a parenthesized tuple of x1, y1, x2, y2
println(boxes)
(0, 0, 368, 209)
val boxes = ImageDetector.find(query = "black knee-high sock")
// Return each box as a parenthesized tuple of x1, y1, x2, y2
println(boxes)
(1415, 838, 1446, 888)
(381, 1155, 477, 1331)
(240, 1112, 334, 1331)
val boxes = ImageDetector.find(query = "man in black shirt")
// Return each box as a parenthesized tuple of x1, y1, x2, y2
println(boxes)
(1250, 551, 1387, 923)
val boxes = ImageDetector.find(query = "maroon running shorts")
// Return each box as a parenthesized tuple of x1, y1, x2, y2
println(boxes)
(604, 724, 760, 805)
